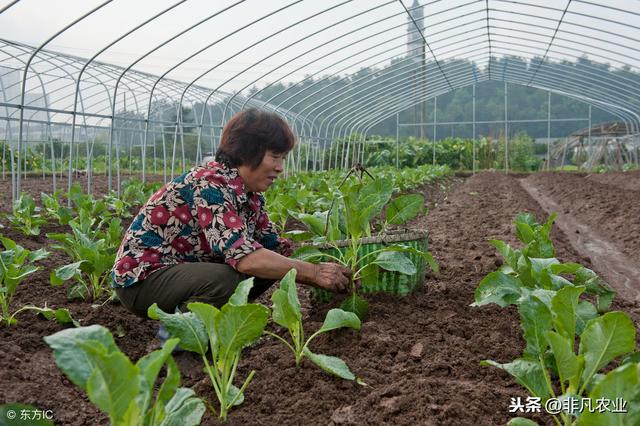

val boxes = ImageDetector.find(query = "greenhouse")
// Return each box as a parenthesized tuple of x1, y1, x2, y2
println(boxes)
(0, 0, 639, 424)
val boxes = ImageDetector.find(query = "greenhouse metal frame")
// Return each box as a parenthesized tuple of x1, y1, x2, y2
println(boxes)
(1, 0, 639, 200)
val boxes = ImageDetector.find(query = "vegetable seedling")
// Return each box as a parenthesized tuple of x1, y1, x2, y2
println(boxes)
(148, 278, 269, 421)
(267, 269, 363, 382)
(45, 324, 205, 425)
(0, 236, 49, 326)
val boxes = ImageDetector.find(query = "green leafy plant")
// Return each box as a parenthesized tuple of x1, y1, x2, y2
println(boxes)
(102, 179, 163, 219)
(473, 213, 638, 425)
(148, 278, 269, 421)
(44, 324, 205, 425)
(48, 217, 122, 301)
(293, 174, 437, 318)
(8, 303, 79, 327)
(67, 182, 113, 224)
(4, 194, 49, 236)
(472, 213, 614, 312)
(266, 269, 362, 381)
(483, 286, 637, 425)
(41, 190, 74, 226)
(0, 236, 49, 326)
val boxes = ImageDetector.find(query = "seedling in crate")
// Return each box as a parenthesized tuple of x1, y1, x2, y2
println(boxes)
(148, 278, 269, 421)
(267, 269, 363, 382)
(45, 324, 205, 425)
(293, 167, 437, 319)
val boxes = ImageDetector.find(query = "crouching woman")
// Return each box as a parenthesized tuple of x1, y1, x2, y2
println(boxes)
(111, 108, 351, 318)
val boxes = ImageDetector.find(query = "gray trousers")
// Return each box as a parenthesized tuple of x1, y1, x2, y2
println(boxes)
(115, 262, 275, 318)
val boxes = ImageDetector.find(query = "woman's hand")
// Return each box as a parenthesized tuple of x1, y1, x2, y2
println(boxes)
(313, 262, 352, 293)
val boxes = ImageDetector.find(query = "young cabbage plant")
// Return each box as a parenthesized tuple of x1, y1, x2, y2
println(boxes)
(267, 269, 363, 382)
(48, 217, 122, 301)
(8, 303, 79, 327)
(44, 324, 205, 426)
(0, 236, 49, 326)
(293, 177, 438, 319)
(148, 278, 269, 422)
(41, 191, 74, 226)
(472, 213, 614, 313)
(482, 285, 637, 426)
(4, 194, 49, 236)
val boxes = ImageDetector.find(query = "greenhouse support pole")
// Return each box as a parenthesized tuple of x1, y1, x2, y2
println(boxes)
(504, 81, 508, 174)
(547, 91, 551, 171)
(432, 96, 437, 166)
(1, 75, 14, 182)
(472, 84, 476, 174)
(588, 104, 592, 171)
(15, 0, 113, 202)
(396, 112, 399, 169)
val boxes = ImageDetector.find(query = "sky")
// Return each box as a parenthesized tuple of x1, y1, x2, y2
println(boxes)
(0, 0, 638, 96)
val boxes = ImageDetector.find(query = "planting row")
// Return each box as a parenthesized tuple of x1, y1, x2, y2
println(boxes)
(0, 164, 448, 327)
(473, 213, 639, 425)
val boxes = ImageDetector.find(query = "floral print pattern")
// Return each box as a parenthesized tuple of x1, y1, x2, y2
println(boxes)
(111, 161, 291, 288)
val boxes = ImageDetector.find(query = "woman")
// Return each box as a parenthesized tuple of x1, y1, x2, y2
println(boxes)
(112, 108, 351, 318)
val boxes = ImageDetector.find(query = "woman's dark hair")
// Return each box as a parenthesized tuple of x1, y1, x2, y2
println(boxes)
(215, 108, 296, 169)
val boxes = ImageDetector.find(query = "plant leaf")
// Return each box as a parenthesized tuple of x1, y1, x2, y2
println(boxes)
(546, 331, 579, 391)
(579, 311, 636, 388)
(33, 306, 80, 327)
(271, 269, 301, 329)
(291, 246, 325, 263)
(551, 285, 584, 340)
(372, 251, 416, 275)
(43, 325, 118, 389)
(472, 271, 522, 307)
(340, 293, 369, 320)
(576, 301, 598, 336)
(518, 295, 553, 358)
(147, 303, 209, 356)
(386, 194, 424, 225)
(303, 347, 357, 381)
(215, 304, 270, 357)
(156, 356, 181, 408)
(136, 338, 179, 415)
(481, 358, 551, 400)
(579, 362, 640, 426)
(490, 239, 520, 270)
(187, 302, 219, 351)
(160, 387, 206, 426)
(318, 309, 361, 333)
(78, 341, 140, 424)
(228, 277, 254, 306)
(50, 261, 84, 286)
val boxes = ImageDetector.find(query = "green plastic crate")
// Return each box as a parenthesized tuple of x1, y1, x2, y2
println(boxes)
(312, 230, 429, 297)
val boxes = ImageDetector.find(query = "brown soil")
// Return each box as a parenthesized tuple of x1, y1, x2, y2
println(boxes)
(524, 172, 640, 266)
(585, 169, 640, 192)
(0, 172, 639, 426)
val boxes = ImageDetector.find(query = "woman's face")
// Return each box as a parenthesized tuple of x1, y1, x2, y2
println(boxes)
(238, 150, 287, 192)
